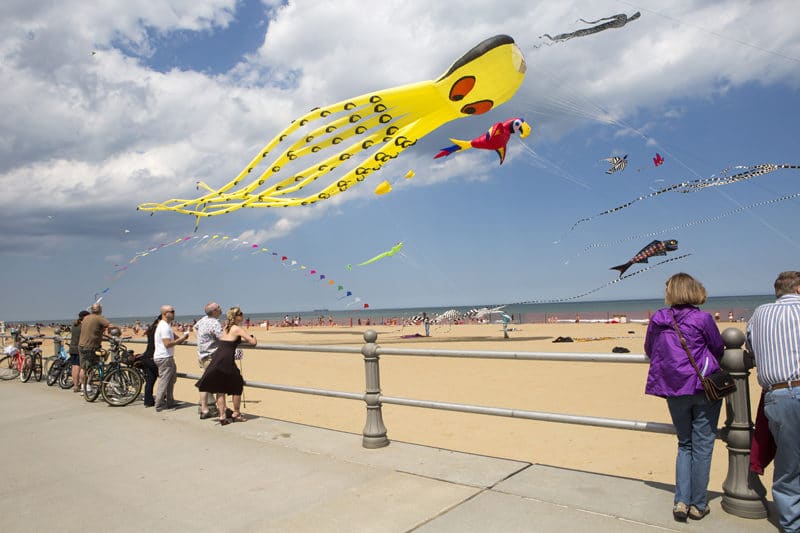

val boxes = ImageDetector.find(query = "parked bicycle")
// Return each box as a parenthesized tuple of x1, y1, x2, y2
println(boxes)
(0, 330, 44, 382)
(46, 338, 72, 388)
(83, 333, 143, 406)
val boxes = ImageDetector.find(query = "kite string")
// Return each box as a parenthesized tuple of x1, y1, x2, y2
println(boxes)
(512, 253, 691, 305)
(576, 191, 800, 256)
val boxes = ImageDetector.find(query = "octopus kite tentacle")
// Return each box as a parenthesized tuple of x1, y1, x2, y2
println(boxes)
(138, 35, 527, 223)
(514, 253, 691, 305)
(564, 163, 800, 235)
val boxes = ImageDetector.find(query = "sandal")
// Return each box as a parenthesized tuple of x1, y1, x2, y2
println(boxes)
(231, 412, 248, 422)
(218, 418, 231, 426)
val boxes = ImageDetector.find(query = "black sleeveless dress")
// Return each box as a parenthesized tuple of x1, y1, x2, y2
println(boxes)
(195, 336, 244, 395)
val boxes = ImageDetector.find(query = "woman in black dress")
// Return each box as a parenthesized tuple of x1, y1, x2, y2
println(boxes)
(195, 306, 257, 424)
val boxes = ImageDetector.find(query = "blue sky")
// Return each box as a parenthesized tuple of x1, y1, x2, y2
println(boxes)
(1, 0, 799, 321)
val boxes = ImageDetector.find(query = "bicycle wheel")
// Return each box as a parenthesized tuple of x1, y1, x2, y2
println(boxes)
(59, 364, 74, 389)
(83, 366, 102, 402)
(46, 361, 61, 386)
(21, 355, 33, 382)
(0, 356, 19, 380)
(101, 367, 143, 407)
(33, 352, 43, 382)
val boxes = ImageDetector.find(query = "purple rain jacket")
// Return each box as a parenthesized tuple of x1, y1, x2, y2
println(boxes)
(644, 305, 725, 398)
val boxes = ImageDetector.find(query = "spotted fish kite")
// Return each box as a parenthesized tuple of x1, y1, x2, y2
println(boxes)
(542, 12, 641, 43)
(611, 239, 679, 277)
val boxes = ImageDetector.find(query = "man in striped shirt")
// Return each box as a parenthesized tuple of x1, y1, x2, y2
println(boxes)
(747, 271, 800, 533)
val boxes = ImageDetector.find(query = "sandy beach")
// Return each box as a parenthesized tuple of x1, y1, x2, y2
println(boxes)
(21, 319, 767, 493)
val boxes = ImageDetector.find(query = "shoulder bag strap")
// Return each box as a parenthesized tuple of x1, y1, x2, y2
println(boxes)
(670, 310, 704, 381)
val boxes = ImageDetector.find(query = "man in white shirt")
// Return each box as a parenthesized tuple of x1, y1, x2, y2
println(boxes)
(154, 305, 189, 412)
(195, 302, 223, 419)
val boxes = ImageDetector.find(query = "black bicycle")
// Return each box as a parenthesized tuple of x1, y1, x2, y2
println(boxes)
(83, 335, 143, 406)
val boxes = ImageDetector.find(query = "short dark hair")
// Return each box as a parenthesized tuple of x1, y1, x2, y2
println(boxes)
(774, 271, 800, 297)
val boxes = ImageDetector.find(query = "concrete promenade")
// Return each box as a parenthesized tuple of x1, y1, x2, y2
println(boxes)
(0, 380, 780, 532)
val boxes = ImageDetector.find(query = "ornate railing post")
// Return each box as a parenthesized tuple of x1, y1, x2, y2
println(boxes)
(53, 335, 62, 357)
(361, 330, 389, 448)
(719, 327, 768, 518)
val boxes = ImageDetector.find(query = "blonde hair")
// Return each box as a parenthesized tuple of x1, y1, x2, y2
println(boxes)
(665, 272, 707, 307)
(224, 307, 242, 332)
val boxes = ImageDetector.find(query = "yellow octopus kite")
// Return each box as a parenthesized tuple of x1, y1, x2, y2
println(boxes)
(138, 35, 527, 222)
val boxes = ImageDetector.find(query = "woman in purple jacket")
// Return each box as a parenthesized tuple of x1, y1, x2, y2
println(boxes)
(644, 273, 725, 522)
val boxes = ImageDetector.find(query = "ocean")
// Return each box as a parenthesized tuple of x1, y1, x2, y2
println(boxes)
(47, 294, 772, 328)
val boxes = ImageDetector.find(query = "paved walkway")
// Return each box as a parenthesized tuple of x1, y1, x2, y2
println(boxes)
(0, 381, 780, 532)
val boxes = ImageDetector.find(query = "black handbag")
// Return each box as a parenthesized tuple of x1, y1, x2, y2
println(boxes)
(671, 311, 736, 402)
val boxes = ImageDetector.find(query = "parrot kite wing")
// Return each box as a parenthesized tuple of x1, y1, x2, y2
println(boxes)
(138, 35, 526, 224)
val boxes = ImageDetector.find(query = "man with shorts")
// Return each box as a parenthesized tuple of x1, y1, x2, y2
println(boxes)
(78, 303, 114, 392)
(195, 301, 222, 419)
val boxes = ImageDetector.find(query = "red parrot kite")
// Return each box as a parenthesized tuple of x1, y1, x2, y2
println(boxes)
(434, 117, 531, 164)
(653, 153, 665, 166)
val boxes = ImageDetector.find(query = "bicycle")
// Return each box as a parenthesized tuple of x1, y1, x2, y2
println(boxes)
(1, 330, 44, 382)
(45, 339, 72, 388)
(83, 335, 143, 406)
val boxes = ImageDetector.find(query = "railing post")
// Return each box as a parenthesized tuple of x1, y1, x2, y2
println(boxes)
(719, 327, 768, 518)
(361, 330, 389, 448)
(53, 336, 62, 357)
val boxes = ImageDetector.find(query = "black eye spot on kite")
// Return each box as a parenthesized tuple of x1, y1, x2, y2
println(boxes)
(262, 152, 268, 157)
(326, 125, 336, 133)
(332, 137, 343, 145)
(355, 126, 366, 134)
(318, 164, 328, 171)
(294, 175, 304, 182)
(275, 185, 283, 191)
(279, 135, 287, 142)
(272, 166, 280, 172)
(386, 126, 399, 135)
(300, 119, 308, 126)
(374, 152, 389, 162)
(320, 110, 330, 117)
(355, 167, 368, 175)
(349, 114, 361, 123)
(337, 180, 348, 189)
(369, 95, 382, 103)
(287, 152, 297, 160)
(339, 153, 351, 161)
(374, 104, 386, 112)
(362, 140, 373, 149)
(318, 192, 330, 199)
(379, 114, 392, 123)
(344, 102, 356, 110)
(356, 175, 366, 182)
(247, 168, 252, 173)
(461, 100, 494, 115)
(449, 76, 475, 101)
(383, 136, 392, 142)
(305, 135, 314, 143)
(311, 146, 321, 153)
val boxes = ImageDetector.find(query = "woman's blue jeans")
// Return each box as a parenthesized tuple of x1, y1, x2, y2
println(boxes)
(764, 387, 800, 533)
(666, 393, 722, 509)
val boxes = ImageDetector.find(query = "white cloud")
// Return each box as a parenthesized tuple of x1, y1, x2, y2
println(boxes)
(0, 0, 798, 250)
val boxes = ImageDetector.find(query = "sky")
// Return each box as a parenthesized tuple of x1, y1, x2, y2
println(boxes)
(1, 0, 799, 322)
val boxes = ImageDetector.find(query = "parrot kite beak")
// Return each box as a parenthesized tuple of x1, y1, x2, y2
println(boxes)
(518, 121, 531, 139)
